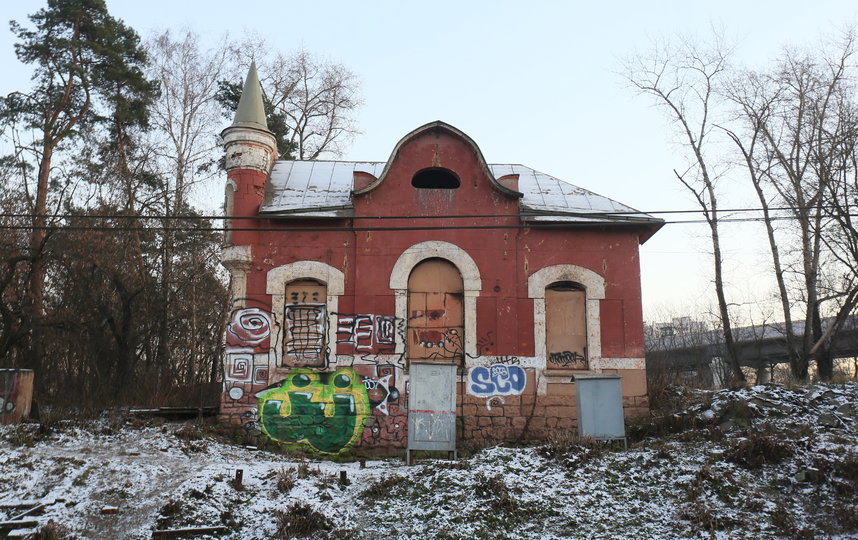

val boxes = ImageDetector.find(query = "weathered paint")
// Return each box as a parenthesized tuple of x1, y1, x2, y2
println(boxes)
(0, 369, 34, 424)
(258, 368, 370, 454)
(220, 119, 659, 452)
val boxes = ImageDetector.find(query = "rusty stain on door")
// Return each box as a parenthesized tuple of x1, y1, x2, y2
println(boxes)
(407, 259, 464, 363)
(545, 282, 588, 369)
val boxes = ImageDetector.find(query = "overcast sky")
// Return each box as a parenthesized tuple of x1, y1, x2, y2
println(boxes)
(2, 0, 856, 321)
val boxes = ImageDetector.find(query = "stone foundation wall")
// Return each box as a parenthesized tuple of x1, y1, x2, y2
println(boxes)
(457, 368, 648, 446)
(219, 363, 648, 455)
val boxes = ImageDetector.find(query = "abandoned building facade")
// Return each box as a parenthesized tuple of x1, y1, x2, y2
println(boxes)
(219, 65, 662, 454)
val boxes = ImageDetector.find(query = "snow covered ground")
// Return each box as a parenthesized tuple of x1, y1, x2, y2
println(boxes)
(1, 382, 857, 539)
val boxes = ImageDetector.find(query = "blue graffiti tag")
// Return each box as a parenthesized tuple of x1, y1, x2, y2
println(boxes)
(467, 364, 526, 397)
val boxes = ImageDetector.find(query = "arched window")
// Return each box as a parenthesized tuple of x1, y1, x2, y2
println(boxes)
(407, 258, 464, 363)
(267, 261, 344, 370)
(283, 279, 327, 367)
(411, 167, 460, 189)
(545, 281, 588, 369)
(527, 264, 605, 371)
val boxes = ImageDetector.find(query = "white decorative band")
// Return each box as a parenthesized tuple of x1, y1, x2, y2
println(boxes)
(591, 357, 645, 370)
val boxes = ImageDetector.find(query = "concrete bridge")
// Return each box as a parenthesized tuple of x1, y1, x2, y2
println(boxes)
(645, 315, 858, 386)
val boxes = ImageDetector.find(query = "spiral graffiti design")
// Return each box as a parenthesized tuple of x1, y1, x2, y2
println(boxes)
(227, 308, 272, 345)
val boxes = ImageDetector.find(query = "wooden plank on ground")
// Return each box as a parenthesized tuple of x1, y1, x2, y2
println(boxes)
(0, 519, 39, 529)
(151, 526, 229, 537)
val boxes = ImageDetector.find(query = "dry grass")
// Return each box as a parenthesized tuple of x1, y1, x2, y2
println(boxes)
(276, 467, 295, 493)
(360, 475, 407, 500)
(273, 503, 332, 539)
(30, 521, 72, 540)
(726, 431, 794, 469)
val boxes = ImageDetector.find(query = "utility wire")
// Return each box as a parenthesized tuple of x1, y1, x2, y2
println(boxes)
(1, 213, 858, 233)
(0, 204, 851, 221)
(0, 204, 855, 232)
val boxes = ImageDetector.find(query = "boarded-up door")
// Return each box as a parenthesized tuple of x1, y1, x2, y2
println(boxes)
(283, 280, 327, 367)
(545, 282, 588, 369)
(407, 259, 464, 363)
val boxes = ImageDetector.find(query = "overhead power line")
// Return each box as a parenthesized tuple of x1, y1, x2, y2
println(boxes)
(1, 214, 858, 233)
(0, 204, 851, 222)
(0, 205, 855, 232)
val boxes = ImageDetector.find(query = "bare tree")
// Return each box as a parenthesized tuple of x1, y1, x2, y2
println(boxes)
(725, 32, 858, 379)
(231, 41, 362, 160)
(143, 29, 236, 384)
(625, 34, 745, 384)
(145, 29, 236, 213)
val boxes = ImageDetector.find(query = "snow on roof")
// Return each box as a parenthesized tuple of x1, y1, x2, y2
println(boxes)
(261, 160, 661, 227)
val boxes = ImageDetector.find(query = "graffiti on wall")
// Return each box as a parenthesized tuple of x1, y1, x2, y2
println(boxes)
(468, 364, 526, 396)
(355, 363, 400, 415)
(412, 327, 464, 361)
(222, 302, 279, 430)
(0, 371, 19, 415)
(223, 349, 271, 430)
(226, 307, 272, 347)
(335, 313, 397, 352)
(258, 368, 370, 454)
(354, 363, 406, 447)
(548, 350, 587, 369)
(477, 331, 494, 355)
(284, 304, 327, 367)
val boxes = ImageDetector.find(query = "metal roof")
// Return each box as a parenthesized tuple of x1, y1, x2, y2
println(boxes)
(260, 160, 661, 227)
(229, 62, 268, 131)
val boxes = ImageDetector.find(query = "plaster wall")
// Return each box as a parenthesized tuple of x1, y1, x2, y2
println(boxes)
(220, 125, 649, 454)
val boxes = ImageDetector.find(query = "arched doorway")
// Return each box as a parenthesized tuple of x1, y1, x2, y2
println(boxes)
(407, 258, 464, 364)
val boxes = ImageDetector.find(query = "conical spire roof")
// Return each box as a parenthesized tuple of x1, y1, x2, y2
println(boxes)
(231, 62, 269, 131)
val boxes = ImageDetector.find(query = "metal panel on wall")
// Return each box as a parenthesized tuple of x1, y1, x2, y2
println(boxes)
(407, 362, 457, 461)
(574, 374, 626, 444)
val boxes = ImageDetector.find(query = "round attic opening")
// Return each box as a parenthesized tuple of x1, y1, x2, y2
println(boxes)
(411, 167, 460, 189)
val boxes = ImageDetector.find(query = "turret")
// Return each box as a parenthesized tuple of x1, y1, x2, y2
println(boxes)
(221, 63, 276, 301)
(222, 62, 277, 174)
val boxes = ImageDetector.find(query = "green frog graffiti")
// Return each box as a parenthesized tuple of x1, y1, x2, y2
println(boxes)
(258, 368, 370, 454)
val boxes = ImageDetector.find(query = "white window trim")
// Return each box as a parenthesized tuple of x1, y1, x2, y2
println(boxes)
(528, 264, 605, 369)
(389, 241, 482, 358)
(267, 261, 345, 368)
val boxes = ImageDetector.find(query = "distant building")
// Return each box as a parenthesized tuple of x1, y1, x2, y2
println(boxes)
(219, 65, 663, 454)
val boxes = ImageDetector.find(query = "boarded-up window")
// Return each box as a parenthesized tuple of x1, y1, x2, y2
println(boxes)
(407, 259, 464, 363)
(545, 282, 588, 369)
(283, 280, 327, 367)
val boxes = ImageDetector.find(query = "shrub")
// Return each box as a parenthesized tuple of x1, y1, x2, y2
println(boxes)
(474, 473, 518, 515)
(31, 521, 72, 540)
(360, 475, 406, 500)
(539, 432, 605, 468)
(834, 502, 858, 531)
(273, 503, 332, 539)
(834, 451, 858, 484)
(726, 432, 793, 469)
(276, 467, 295, 493)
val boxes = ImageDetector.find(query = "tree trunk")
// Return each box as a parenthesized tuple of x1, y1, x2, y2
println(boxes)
(25, 142, 54, 378)
(709, 216, 744, 384)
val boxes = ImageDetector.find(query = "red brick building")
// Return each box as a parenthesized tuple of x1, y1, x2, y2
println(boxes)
(220, 65, 662, 454)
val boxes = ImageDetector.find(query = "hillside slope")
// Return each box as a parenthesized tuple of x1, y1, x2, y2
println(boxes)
(1, 382, 856, 539)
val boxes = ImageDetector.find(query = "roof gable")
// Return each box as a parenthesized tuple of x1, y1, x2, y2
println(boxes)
(353, 121, 522, 199)
(257, 122, 663, 241)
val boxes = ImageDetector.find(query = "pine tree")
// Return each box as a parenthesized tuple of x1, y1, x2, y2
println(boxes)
(2, 0, 156, 377)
